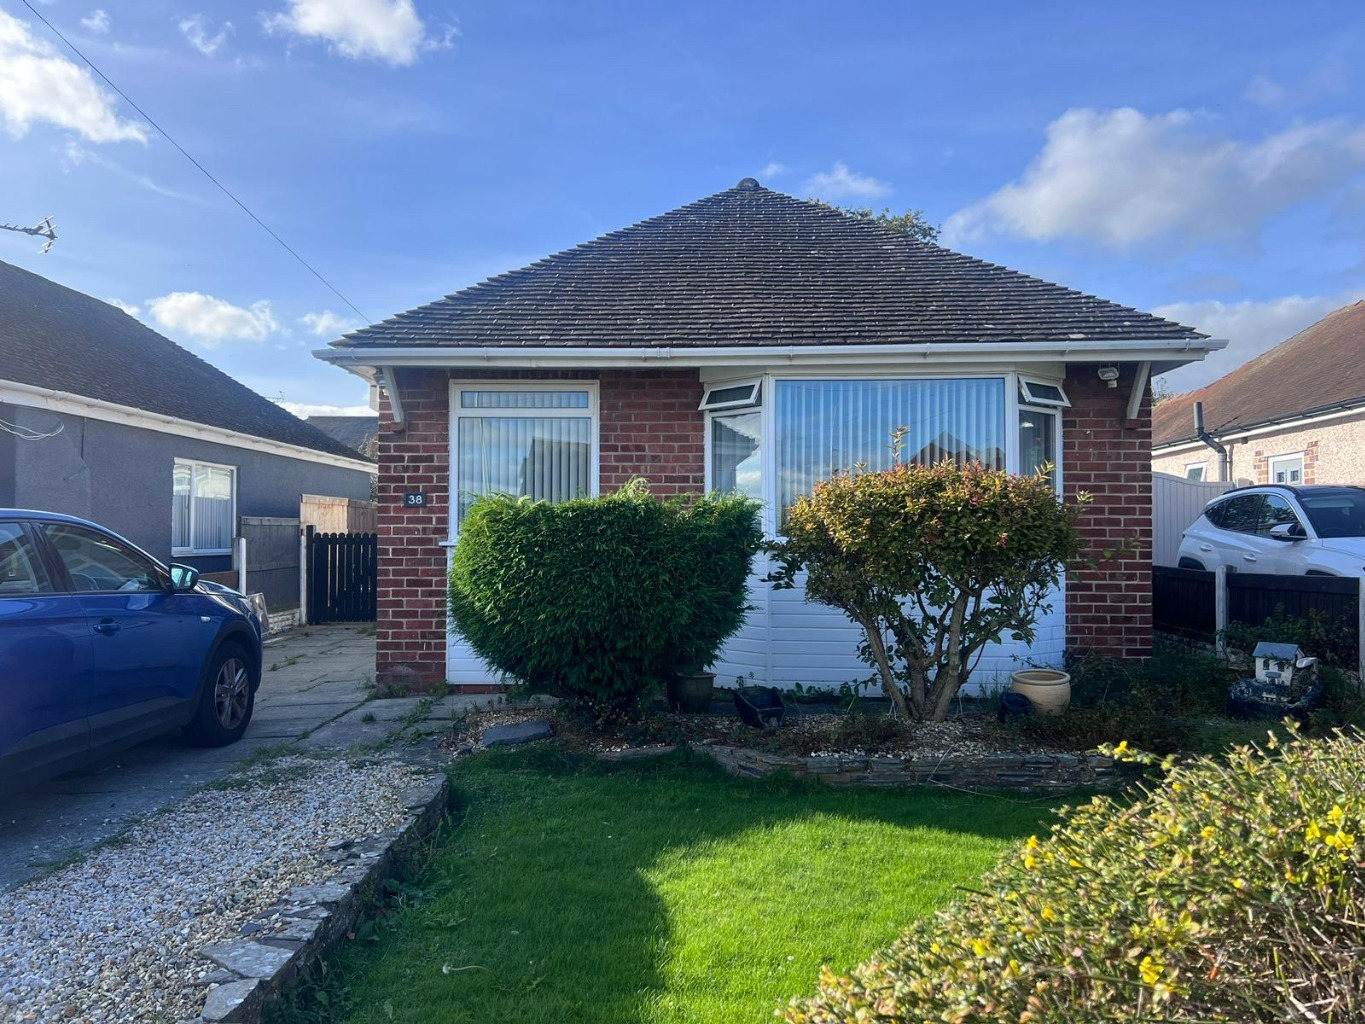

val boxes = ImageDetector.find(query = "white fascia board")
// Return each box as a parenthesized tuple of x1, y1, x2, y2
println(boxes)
(315, 337, 1227, 374)
(0, 379, 376, 475)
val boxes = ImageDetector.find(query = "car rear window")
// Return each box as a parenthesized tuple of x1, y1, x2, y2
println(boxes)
(1299, 492, 1365, 538)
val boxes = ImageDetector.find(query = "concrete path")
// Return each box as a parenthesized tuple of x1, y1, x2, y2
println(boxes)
(0, 624, 497, 891)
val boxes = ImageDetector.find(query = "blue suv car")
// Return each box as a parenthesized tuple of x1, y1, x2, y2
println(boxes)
(0, 510, 263, 788)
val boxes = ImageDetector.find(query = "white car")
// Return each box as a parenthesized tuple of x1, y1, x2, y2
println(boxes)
(1177, 485, 1365, 577)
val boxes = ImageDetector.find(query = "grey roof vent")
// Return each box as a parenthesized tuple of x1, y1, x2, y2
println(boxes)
(736, 177, 760, 189)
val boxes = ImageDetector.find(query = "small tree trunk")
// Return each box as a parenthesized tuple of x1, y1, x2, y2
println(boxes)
(927, 595, 971, 722)
(859, 617, 910, 720)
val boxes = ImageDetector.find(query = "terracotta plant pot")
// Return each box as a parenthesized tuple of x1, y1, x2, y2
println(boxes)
(667, 671, 716, 714)
(1009, 669, 1072, 717)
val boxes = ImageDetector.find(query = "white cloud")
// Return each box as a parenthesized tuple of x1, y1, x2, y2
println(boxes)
(1157, 290, 1365, 392)
(179, 15, 233, 57)
(944, 107, 1365, 249)
(278, 401, 374, 418)
(147, 292, 279, 348)
(80, 10, 110, 33)
(0, 10, 145, 142)
(760, 162, 786, 179)
(1243, 75, 1286, 108)
(301, 310, 357, 337)
(107, 297, 139, 317)
(802, 161, 891, 201)
(262, 0, 453, 66)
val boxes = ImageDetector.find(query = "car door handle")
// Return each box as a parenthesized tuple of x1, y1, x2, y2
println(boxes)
(94, 619, 122, 636)
(1198, 544, 1213, 551)
(1243, 554, 1257, 562)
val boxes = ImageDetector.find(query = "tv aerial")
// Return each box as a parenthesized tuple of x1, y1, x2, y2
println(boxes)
(0, 217, 57, 253)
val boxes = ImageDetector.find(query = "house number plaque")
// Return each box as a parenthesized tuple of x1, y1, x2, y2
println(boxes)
(402, 492, 428, 507)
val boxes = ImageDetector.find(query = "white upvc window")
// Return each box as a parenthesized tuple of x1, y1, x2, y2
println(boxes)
(1270, 452, 1305, 485)
(704, 372, 1070, 534)
(1184, 462, 1207, 481)
(449, 382, 599, 528)
(172, 459, 237, 555)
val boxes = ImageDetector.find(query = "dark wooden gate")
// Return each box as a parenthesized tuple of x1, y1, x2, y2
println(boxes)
(306, 526, 378, 623)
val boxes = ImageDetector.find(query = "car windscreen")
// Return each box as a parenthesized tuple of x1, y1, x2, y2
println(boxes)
(1298, 492, 1365, 538)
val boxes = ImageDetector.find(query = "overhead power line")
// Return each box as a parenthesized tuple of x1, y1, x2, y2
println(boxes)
(19, 0, 370, 324)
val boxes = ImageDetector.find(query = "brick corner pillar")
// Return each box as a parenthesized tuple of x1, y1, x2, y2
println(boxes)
(374, 369, 450, 693)
(1062, 364, 1153, 661)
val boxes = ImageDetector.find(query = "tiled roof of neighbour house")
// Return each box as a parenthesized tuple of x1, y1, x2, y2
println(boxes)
(307, 415, 378, 455)
(329, 180, 1205, 351)
(1152, 300, 1365, 448)
(0, 259, 368, 462)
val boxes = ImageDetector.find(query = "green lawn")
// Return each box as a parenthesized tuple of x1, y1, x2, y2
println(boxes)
(288, 747, 1055, 1024)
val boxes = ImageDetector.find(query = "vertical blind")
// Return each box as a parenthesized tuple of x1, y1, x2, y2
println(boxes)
(775, 378, 1006, 515)
(173, 462, 235, 552)
(456, 416, 591, 522)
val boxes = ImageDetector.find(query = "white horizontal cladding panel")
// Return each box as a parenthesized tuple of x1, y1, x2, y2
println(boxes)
(447, 632, 504, 685)
(711, 569, 771, 685)
(763, 577, 1067, 693)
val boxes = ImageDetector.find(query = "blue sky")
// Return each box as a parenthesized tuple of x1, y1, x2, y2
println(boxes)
(1, 0, 1363, 415)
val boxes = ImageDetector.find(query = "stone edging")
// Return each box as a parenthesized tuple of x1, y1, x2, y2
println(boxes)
(698, 745, 1140, 794)
(186, 771, 450, 1024)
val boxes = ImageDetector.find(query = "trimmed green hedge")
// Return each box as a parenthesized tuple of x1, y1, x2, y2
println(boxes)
(448, 481, 761, 719)
(785, 726, 1365, 1022)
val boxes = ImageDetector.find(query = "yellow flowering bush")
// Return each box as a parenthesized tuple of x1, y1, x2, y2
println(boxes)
(783, 724, 1365, 1022)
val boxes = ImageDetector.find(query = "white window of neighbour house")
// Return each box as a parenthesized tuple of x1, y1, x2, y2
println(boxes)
(172, 460, 237, 555)
(1270, 452, 1305, 486)
(1185, 463, 1207, 481)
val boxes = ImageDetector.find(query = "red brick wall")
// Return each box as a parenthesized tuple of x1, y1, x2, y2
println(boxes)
(374, 367, 703, 691)
(1062, 365, 1153, 659)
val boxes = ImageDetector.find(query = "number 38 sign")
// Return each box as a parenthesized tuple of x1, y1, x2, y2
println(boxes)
(402, 492, 428, 508)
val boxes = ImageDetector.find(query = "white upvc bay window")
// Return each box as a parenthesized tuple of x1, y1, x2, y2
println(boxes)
(703, 372, 1066, 530)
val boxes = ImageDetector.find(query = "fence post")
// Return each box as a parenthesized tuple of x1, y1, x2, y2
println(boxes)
(1214, 565, 1228, 657)
(299, 526, 312, 627)
(1358, 576, 1365, 681)
(236, 536, 248, 596)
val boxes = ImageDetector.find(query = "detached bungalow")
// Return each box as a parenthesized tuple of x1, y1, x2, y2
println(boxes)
(317, 180, 1223, 692)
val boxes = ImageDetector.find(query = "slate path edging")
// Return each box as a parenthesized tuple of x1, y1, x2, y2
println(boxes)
(698, 745, 1141, 794)
(186, 771, 450, 1024)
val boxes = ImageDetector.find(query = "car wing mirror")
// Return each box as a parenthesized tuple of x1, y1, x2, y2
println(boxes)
(169, 563, 200, 591)
(1268, 523, 1305, 542)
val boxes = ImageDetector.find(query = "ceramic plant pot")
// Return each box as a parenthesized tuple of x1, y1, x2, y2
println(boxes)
(667, 671, 716, 714)
(1009, 669, 1072, 717)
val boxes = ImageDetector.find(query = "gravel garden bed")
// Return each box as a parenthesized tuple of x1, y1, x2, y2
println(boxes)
(0, 756, 434, 1024)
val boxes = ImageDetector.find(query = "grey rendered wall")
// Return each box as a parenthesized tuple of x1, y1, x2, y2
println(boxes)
(4, 402, 373, 570)
(0, 409, 14, 506)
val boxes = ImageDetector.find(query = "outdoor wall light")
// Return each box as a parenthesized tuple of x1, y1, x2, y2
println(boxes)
(1097, 365, 1120, 388)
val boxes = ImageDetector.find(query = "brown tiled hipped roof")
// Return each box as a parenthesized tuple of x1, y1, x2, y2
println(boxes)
(1152, 300, 1365, 448)
(0, 260, 365, 461)
(332, 180, 1202, 351)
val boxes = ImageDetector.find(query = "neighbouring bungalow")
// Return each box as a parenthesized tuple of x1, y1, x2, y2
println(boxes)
(0, 259, 375, 581)
(1153, 300, 1365, 486)
(317, 179, 1224, 692)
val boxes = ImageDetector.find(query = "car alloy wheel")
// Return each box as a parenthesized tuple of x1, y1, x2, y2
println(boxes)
(213, 655, 251, 731)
